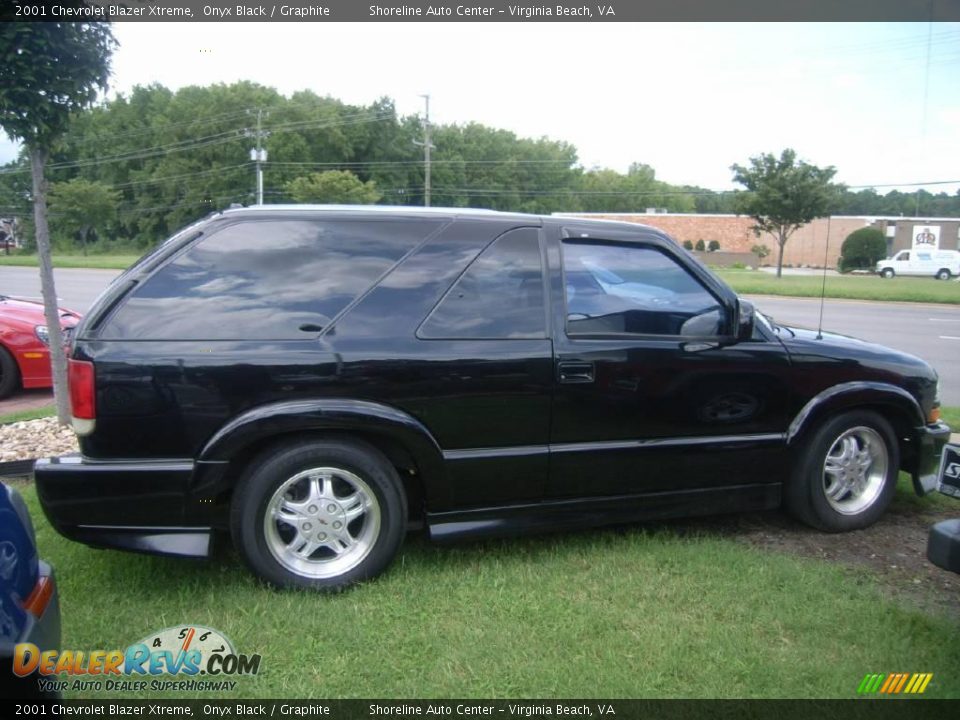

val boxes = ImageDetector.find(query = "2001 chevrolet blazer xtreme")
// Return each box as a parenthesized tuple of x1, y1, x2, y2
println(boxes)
(34, 206, 952, 590)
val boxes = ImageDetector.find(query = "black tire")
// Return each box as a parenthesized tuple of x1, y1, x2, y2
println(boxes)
(785, 411, 899, 532)
(880, 268, 894, 279)
(936, 269, 951, 281)
(0, 346, 20, 400)
(230, 438, 407, 591)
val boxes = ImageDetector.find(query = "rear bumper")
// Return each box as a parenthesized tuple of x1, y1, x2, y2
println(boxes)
(34, 455, 212, 558)
(912, 421, 952, 495)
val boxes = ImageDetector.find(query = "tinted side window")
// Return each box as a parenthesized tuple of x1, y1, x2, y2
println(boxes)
(419, 227, 545, 339)
(102, 219, 439, 340)
(562, 241, 723, 337)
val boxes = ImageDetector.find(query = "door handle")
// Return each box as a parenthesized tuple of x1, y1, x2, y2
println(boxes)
(558, 361, 595, 384)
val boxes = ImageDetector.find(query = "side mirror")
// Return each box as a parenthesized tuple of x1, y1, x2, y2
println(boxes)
(735, 299, 755, 342)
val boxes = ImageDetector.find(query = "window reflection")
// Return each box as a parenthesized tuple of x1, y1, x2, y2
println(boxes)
(419, 228, 546, 340)
(563, 242, 722, 337)
(104, 219, 439, 340)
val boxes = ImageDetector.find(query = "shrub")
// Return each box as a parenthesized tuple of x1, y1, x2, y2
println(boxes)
(839, 227, 886, 272)
(751, 244, 771, 259)
(682, 239, 693, 250)
(708, 240, 720, 252)
(695, 239, 706, 251)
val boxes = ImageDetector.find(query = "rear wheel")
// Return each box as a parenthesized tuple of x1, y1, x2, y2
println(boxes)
(0, 346, 20, 399)
(786, 411, 898, 532)
(880, 268, 895, 279)
(936, 268, 951, 281)
(230, 438, 407, 590)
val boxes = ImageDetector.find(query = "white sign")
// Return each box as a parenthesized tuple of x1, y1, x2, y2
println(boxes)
(912, 224, 940, 250)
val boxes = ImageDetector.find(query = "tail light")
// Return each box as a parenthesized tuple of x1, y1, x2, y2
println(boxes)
(68, 358, 96, 435)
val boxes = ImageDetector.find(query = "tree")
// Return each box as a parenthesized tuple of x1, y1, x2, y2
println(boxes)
(286, 170, 381, 204)
(751, 243, 771, 261)
(48, 178, 119, 253)
(839, 227, 886, 272)
(707, 240, 720, 252)
(0, 20, 116, 422)
(695, 239, 705, 251)
(731, 149, 842, 278)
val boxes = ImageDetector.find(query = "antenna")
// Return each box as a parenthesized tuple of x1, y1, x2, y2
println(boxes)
(816, 215, 831, 340)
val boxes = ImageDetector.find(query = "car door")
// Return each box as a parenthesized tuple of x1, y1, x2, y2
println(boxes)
(892, 250, 910, 274)
(545, 221, 793, 500)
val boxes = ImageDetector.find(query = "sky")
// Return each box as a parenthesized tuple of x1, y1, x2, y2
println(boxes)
(2, 21, 959, 195)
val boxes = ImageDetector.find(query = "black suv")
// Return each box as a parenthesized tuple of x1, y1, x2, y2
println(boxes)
(34, 206, 951, 590)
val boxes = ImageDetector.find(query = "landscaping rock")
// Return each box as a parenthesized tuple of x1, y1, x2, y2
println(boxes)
(0, 417, 79, 462)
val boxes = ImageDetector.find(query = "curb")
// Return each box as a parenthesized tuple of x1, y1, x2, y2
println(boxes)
(0, 458, 36, 478)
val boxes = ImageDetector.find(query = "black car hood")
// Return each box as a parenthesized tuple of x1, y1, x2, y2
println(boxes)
(777, 323, 937, 384)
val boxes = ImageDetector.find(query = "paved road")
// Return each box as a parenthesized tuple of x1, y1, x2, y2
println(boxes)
(2, 266, 120, 312)
(3, 266, 958, 403)
(746, 295, 960, 405)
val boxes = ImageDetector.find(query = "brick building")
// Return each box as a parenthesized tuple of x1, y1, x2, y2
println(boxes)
(557, 213, 960, 267)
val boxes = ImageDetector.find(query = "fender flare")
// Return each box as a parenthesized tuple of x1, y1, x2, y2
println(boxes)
(197, 398, 447, 506)
(786, 381, 925, 445)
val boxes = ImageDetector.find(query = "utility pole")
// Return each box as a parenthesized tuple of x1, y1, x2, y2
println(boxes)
(413, 94, 434, 207)
(246, 109, 269, 205)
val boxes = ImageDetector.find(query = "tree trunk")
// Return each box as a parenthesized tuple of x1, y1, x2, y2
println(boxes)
(30, 146, 71, 425)
(776, 235, 786, 279)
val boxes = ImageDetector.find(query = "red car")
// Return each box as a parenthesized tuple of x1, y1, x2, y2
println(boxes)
(0, 295, 81, 399)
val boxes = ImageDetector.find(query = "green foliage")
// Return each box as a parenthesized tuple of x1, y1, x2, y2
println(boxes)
(707, 240, 720, 252)
(573, 162, 695, 213)
(682, 239, 694, 250)
(0, 22, 116, 148)
(48, 178, 119, 251)
(695, 239, 706, 251)
(751, 243, 771, 259)
(839, 227, 887, 272)
(286, 170, 381, 204)
(731, 149, 843, 277)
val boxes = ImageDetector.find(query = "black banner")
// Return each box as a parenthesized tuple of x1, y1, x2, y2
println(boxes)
(2, 700, 960, 720)
(3, 0, 960, 23)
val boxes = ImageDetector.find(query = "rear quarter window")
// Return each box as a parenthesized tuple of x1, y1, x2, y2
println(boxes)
(100, 218, 442, 340)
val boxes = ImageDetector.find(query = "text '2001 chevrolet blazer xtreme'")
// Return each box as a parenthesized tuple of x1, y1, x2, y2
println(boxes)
(34, 206, 952, 590)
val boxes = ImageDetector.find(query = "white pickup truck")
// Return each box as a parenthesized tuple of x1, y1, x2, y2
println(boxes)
(876, 249, 960, 280)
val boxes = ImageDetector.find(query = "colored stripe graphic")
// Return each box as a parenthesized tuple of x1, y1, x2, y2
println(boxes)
(858, 673, 933, 695)
(894, 674, 909, 693)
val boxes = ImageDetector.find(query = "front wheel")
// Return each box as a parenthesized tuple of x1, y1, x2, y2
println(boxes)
(879, 268, 895, 279)
(0, 346, 20, 399)
(785, 411, 899, 532)
(936, 269, 951, 281)
(230, 438, 407, 590)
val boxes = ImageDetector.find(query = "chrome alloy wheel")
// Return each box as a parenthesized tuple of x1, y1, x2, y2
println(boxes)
(264, 466, 380, 578)
(821, 426, 888, 515)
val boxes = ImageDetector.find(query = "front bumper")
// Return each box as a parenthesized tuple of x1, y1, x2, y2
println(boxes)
(911, 421, 952, 495)
(34, 455, 212, 559)
(1, 562, 60, 699)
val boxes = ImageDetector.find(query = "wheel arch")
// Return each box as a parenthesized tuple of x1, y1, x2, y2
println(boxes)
(786, 381, 924, 469)
(196, 399, 446, 519)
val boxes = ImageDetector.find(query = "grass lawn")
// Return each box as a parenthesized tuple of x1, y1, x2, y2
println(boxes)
(940, 405, 960, 430)
(715, 269, 960, 305)
(0, 405, 56, 424)
(0, 254, 138, 270)
(13, 476, 959, 700)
